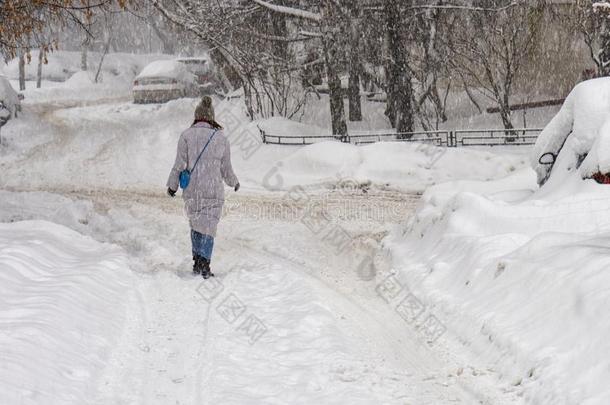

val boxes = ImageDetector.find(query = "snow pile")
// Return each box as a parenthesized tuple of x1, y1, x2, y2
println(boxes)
(0, 220, 134, 405)
(269, 141, 527, 191)
(531, 78, 610, 185)
(385, 167, 610, 404)
(63, 70, 95, 87)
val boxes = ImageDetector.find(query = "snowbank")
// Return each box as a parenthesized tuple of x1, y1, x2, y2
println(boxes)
(0, 220, 134, 405)
(267, 141, 527, 191)
(385, 169, 610, 404)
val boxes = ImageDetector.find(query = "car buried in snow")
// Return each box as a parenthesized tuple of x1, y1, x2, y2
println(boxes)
(0, 75, 22, 119)
(133, 58, 216, 104)
(532, 77, 610, 187)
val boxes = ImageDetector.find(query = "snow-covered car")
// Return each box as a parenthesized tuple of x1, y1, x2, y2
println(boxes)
(0, 75, 22, 118)
(175, 57, 217, 95)
(0, 102, 10, 126)
(531, 77, 610, 187)
(133, 58, 218, 103)
(133, 60, 198, 104)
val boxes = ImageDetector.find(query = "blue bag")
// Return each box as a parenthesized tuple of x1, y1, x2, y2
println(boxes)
(179, 129, 218, 189)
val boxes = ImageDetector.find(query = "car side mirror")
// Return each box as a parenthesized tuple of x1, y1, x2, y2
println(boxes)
(538, 152, 556, 165)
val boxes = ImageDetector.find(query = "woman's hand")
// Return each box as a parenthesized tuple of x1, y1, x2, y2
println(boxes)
(234, 182, 240, 192)
(167, 188, 176, 197)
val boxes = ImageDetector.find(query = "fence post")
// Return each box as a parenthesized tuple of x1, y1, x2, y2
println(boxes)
(257, 125, 267, 144)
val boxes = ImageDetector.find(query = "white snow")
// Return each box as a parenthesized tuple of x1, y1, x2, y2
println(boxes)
(3, 51, 604, 405)
(0, 220, 134, 405)
(385, 164, 610, 404)
(0, 96, 528, 194)
(0, 187, 515, 404)
(268, 140, 526, 191)
(531, 78, 610, 185)
(252, 0, 322, 22)
(136, 59, 194, 82)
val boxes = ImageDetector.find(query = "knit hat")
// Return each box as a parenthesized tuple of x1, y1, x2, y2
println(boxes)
(194, 96, 215, 122)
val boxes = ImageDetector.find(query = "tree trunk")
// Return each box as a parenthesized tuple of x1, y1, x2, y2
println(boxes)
(18, 51, 26, 91)
(81, 30, 90, 71)
(325, 46, 348, 138)
(243, 79, 256, 120)
(500, 90, 514, 130)
(321, 0, 348, 138)
(385, 0, 414, 136)
(36, 48, 44, 89)
(269, 0, 289, 62)
(347, 3, 362, 122)
(499, 106, 514, 130)
(600, 17, 610, 76)
(81, 47, 88, 71)
(95, 35, 111, 83)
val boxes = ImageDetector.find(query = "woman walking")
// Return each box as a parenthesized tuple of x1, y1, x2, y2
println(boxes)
(167, 96, 240, 278)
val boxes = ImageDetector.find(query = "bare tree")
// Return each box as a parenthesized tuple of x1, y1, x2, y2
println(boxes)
(569, 0, 610, 77)
(347, 1, 362, 122)
(0, 0, 126, 60)
(18, 51, 26, 91)
(447, 0, 546, 129)
(385, 0, 415, 135)
(320, 0, 348, 136)
(36, 47, 46, 88)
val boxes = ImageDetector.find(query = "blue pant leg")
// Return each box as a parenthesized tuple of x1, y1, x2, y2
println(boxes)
(191, 230, 215, 261)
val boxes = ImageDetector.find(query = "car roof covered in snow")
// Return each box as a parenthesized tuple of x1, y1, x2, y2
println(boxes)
(136, 60, 191, 79)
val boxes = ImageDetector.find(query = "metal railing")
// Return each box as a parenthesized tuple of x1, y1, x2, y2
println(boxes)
(349, 130, 451, 146)
(260, 132, 340, 145)
(259, 127, 544, 147)
(452, 128, 542, 146)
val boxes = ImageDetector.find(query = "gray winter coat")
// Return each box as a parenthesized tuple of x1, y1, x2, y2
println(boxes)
(167, 122, 239, 237)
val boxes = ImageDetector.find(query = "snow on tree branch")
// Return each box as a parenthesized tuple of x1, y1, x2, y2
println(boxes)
(251, 0, 322, 23)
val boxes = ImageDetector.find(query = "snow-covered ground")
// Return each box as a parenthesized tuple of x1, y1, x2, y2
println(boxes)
(0, 188, 523, 404)
(0, 220, 134, 405)
(385, 168, 610, 404)
(1, 54, 604, 404)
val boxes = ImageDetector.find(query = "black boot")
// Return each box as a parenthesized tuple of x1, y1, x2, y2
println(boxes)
(193, 256, 202, 275)
(200, 256, 215, 279)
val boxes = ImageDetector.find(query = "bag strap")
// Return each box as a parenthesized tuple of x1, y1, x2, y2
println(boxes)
(191, 129, 218, 173)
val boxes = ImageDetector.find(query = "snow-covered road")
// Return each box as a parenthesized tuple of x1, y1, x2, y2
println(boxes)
(0, 186, 524, 404)
(0, 98, 527, 404)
